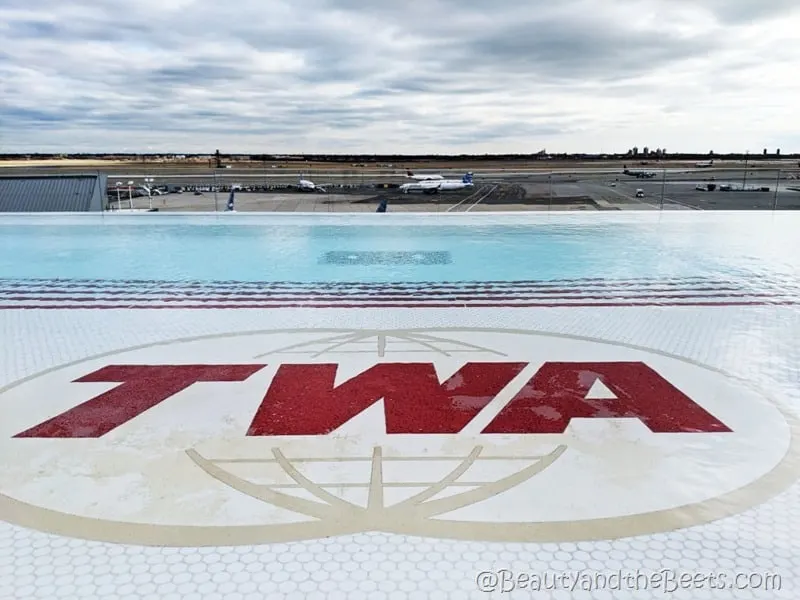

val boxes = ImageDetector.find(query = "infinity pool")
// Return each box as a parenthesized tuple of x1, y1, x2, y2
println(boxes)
(1, 213, 799, 282)
(1, 212, 799, 309)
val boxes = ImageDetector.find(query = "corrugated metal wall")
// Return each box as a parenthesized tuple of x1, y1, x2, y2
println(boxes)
(0, 176, 105, 212)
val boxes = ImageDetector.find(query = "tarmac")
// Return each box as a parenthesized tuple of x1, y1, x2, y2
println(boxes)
(120, 187, 632, 213)
(119, 171, 800, 212)
(5, 160, 799, 211)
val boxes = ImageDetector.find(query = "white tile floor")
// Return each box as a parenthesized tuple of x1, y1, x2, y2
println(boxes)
(1, 305, 799, 599)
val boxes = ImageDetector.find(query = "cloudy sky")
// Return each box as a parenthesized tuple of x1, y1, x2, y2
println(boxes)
(1, 0, 798, 154)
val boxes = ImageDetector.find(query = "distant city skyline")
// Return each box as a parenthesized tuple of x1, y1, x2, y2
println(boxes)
(1, 0, 798, 154)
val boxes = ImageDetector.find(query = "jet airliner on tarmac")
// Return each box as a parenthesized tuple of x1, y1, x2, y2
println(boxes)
(399, 172, 474, 194)
(298, 176, 328, 193)
(623, 167, 657, 178)
(406, 170, 444, 181)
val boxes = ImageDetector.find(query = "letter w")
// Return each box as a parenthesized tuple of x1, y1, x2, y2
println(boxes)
(247, 362, 526, 436)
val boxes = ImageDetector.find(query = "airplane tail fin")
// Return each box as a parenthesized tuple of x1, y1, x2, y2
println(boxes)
(406, 170, 414, 177)
(463, 172, 474, 184)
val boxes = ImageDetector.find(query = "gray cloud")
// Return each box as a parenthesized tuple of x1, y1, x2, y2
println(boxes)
(147, 65, 252, 85)
(0, 0, 798, 153)
(434, 20, 717, 82)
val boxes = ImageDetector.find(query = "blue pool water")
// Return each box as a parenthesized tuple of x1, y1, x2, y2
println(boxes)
(1, 213, 799, 284)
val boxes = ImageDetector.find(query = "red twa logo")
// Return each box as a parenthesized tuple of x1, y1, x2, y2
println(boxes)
(15, 361, 730, 439)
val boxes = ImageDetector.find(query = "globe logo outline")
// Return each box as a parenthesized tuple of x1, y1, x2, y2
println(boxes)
(0, 327, 797, 547)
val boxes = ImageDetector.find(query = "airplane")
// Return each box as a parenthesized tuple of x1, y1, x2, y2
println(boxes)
(406, 170, 444, 181)
(696, 160, 714, 168)
(623, 167, 657, 178)
(399, 172, 474, 194)
(297, 175, 328, 193)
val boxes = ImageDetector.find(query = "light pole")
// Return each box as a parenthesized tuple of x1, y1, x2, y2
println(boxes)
(548, 173, 552, 212)
(115, 182, 121, 210)
(127, 181, 134, 209)
(773, 170, 781, 210)
(212, 170, 219, 212)
(742, 151, 749, 190)
(144, 177, 154, 210)
(660, 168, 666, 209)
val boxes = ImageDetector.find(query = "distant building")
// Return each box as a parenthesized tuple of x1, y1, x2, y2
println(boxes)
(0, 174, 108, 212)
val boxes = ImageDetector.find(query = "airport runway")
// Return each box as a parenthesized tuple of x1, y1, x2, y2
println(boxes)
(4, 162, 797, 180)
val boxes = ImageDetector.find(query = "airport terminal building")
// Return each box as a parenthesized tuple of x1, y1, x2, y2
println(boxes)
(0, 174, 108, 212)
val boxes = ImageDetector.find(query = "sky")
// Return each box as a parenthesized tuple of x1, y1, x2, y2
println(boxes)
(0, 0, 798, 155)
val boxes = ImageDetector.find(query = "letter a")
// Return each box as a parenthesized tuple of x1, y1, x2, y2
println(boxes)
(483, 362, 731, 434)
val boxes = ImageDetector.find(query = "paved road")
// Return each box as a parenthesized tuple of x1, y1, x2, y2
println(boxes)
(630, 180, 800, 210)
